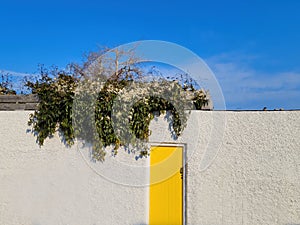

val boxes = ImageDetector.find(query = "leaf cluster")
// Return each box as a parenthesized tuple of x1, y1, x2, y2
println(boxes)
(26, 66, 78, 146)
(0, 74, 16, 95)
(26, 52, 209, 161)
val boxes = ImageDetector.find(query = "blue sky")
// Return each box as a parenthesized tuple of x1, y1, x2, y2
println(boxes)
(0, 0, 299, 109)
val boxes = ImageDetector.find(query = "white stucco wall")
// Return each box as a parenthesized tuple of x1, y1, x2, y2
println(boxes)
(0, 111, 299, 225)
(0, 111, 149, 225)
(150, 111, 300, 225)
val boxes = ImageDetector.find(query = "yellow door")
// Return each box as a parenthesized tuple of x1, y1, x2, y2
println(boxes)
(149, 146, 183, 225)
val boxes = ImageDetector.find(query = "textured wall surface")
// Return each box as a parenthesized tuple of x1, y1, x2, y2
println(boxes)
(0, 111, 300, 225)
(150, 111, 300, 225)
(0, 111, 149, 225)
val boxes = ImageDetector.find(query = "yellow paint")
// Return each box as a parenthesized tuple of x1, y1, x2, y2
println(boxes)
(149, 146, 183, 225)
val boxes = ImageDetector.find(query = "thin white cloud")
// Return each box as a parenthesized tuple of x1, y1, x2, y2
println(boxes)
(0, 69, 37, 94)
(205, 53, 300, 109)
(1, 59, 300, 110)
(0, 69, 35, 77)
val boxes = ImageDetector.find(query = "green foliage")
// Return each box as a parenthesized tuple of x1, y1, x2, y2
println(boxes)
(192, 89, 209, 110)
(26, 66, 78, 146)
(0, 74, 16, 95)
(26, 54, 209, 161)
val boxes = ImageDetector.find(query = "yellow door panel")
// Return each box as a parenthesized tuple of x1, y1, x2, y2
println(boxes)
(149, 146, 183, 225)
